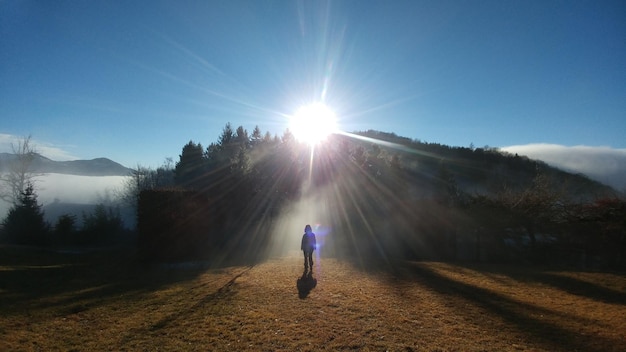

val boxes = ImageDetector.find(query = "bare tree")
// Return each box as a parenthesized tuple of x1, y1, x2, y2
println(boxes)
(120, 159, 175, 209)
(495, 173, 566, 253)
(0, 135, 40, 205)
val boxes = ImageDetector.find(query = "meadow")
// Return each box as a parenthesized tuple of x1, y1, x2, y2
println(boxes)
(1, 245, 624, 351)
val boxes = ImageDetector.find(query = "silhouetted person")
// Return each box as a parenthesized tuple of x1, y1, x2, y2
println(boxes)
(301, 224, 316, 273)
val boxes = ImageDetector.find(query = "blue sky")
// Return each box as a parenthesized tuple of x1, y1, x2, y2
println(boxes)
(1, 0, 625, 170)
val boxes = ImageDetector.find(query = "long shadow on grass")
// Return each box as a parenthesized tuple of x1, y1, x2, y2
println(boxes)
(0, 246, 258, 316)
(462, 264, 626, 305)
(149, 265, 253, 331)
(538, 272, 626, 304)
(0, 247, 129, 312)
(358, 259, 618, 352)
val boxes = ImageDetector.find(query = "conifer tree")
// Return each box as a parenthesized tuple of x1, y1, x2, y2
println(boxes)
(174, 140, 205, 187)
(1, 182, 48, 245)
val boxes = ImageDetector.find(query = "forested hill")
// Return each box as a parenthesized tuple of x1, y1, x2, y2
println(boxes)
(171, 126, 616, 209)
(341, 130, 616, 201)
(140, 124, 624, 268)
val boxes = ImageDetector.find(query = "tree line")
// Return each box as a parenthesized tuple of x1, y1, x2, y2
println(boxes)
(1, 129, 624, 270)
(130, 124, 624, 269)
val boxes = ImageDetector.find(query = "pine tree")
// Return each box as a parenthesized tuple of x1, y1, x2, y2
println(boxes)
(251, 125, 262, 146)
(1, 182, 49, 245)
(174, 140, 205, 187)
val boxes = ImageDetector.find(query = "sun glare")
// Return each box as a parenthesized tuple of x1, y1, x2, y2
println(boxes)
(289, 103, 337, 145)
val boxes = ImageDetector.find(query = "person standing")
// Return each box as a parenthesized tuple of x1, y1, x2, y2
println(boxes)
(301, 224, 317, 273)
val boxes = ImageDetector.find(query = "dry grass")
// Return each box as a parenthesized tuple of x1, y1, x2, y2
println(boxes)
(1, 246, 625, 351)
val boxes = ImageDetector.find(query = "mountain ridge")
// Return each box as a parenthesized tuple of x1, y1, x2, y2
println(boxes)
(0, 153, 133, 176)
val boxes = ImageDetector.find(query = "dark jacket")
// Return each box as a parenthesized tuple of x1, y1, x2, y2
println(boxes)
(301, 232, 316, 253)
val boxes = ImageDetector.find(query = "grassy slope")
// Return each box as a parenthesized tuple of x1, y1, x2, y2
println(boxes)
(0, 246, 624, 351)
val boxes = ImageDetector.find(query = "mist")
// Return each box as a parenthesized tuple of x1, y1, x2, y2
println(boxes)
(37, 174, 127, 204)
(0, 173, 130, 224)
(268, 182, 335, 259)
(502, 144, 626, 192)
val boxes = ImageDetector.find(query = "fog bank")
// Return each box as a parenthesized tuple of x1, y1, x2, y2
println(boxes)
(502, 144, 626, 192)
(0, 173, 129, 223)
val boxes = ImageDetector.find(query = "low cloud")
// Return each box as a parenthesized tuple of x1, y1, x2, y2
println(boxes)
(36, 174, 128, 205)
(0, 173, 129, 222)
(0, 133, 78, 161)
(501, 144, 626, 192)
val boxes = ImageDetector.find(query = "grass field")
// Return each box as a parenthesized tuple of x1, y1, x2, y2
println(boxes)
(1, 245, 625, 351)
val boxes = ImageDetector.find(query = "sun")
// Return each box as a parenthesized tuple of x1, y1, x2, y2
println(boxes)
(289, 103, 338, 145)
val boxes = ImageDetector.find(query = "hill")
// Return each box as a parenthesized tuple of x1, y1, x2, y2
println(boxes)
(138, 127, 623, 268)
(339, 130, 618, 201)
(0, 153, 133, 176)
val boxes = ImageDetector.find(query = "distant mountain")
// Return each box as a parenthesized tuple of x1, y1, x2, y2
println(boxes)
(0, 153, 133, 176)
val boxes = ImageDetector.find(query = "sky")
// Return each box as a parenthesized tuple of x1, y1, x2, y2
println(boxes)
(1, 0, 625, 174)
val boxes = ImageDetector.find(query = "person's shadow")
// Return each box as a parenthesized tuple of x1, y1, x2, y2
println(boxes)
(296, 271, 317, 299)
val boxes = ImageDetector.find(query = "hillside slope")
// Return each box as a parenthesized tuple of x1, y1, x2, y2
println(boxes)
(339, 131, 617, 200)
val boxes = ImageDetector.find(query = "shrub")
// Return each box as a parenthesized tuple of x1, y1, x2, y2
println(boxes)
(80, 204, 126, 245)
(137, 189, 213, 262)
(53, 214, 77, 245)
